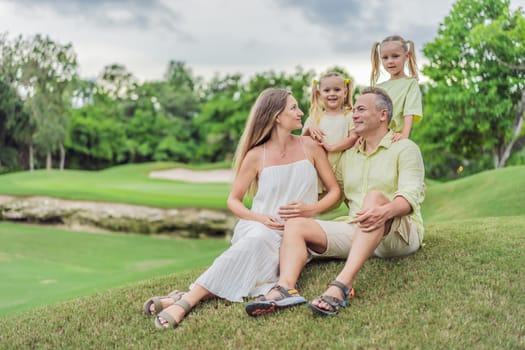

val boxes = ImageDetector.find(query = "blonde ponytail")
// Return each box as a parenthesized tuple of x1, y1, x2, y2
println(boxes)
(370, 42, 381, 86)
(309, 79, 323, 126)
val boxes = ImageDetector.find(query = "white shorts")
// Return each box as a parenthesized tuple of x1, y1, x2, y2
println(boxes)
(308, 216, 421, 259)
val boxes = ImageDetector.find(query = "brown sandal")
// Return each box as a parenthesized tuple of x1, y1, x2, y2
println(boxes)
(143, 290, 185, 315)
(154, 300, 192, 329)
(308, 281, 355, 316)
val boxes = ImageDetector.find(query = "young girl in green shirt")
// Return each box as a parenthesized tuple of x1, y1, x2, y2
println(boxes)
(370, 35, 423, 141)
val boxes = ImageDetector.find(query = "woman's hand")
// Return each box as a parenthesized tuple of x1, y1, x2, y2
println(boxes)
(278, 201, 314, 219)
(257, 214, 285, 230)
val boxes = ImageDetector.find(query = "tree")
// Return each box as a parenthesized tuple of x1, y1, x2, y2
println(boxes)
(470, 7, 525, 167)
(66, 90, 128, 169)
(193, 73, 247, 162)
(97, 63, 137, 101)
(5, 34, 78, 170)
(0, 79, 32, 172)
(421, 0, 525, 171)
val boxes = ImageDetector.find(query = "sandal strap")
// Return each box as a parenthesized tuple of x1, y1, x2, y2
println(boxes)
(168, 291, 185, 302)
(319, 295, 344, 312)
(174, 299, 192, 315)
(328, 280, 351, 300)
(274, 285, 302, 299)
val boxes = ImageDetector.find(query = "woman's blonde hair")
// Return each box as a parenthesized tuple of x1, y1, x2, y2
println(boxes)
(370, 35, 419, 85)
(232, 88, 291, 194)
(309, 72, 353, 126)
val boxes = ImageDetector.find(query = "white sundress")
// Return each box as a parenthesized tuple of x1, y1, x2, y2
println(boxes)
(192, 142, 318, 302)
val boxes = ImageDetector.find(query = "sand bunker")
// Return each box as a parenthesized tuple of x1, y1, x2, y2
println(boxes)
(149, 168, 233, 183)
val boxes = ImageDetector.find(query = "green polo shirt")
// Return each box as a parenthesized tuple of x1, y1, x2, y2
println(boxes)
(335, 130, 426, 242)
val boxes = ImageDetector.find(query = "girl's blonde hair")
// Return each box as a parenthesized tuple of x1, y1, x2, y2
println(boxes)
(232, 88, 291, 195)
(370, 35, 419, 85)
(309, 72, 353, 126)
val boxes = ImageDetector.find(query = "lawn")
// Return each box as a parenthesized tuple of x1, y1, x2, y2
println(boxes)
(0, 216, 523, 349)
(0, 222, 229, 317)
(0, 164, 524, 348)
(0, 162, 232, 209)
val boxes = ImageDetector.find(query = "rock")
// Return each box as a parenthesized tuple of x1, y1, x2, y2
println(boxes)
(0, 196, 237, 238)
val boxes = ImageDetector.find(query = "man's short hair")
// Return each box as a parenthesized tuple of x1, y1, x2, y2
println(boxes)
(361, 86, 393, 122)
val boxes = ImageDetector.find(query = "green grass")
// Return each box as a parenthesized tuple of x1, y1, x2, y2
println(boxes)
(0, 216, 523, 349)
(2, 162, 524, 218)
(422, 165, 525, 222)
(323, 165, 525, 224)
(0, 164, 524, 348)
(0, 162, 232, 209)
(0, 222, 229, 317)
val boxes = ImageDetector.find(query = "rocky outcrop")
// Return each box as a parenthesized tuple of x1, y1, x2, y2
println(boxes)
(0, 195, 237, 238)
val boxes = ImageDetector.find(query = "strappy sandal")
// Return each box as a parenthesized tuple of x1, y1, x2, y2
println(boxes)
(143, 290, 185, 315)
(245, 285, 306, 317)
(308, 280, 355, 316)
(154, 299, 192, 329)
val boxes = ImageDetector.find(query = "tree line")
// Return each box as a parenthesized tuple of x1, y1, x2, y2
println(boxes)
(0, 0, 524, 180)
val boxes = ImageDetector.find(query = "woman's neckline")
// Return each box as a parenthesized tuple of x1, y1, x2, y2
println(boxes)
(261, 158, 311, 171)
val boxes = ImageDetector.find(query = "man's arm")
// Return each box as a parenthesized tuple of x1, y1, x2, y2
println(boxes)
(394, 141, 425, 214)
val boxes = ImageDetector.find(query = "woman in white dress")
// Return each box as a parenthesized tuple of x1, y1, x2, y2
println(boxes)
(144, 88, 341, 329)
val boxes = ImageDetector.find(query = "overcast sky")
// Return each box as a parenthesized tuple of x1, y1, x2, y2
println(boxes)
(1, 0, 524, 86)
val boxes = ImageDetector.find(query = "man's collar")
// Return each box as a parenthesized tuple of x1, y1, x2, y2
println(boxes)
(356, 130, 394, 155)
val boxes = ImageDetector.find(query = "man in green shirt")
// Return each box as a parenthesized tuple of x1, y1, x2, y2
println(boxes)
(245, 86, 425, 317)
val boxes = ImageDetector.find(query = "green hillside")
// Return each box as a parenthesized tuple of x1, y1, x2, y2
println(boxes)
(0, 216, 522, 349)
(422, 165, 525, 223)
(0, 165, 524, 348)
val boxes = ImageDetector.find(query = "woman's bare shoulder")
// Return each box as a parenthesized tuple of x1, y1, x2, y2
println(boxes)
(243, 145, 264, 168)
(300, 135, 322, 152)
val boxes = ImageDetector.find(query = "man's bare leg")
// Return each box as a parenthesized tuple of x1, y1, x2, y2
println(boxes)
(310, 191, 390, 311)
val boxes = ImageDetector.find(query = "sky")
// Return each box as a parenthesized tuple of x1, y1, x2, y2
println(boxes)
(1, 0, 524, 86)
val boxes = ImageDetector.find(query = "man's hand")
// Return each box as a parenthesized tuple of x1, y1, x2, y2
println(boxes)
(351, 205, 390, 233)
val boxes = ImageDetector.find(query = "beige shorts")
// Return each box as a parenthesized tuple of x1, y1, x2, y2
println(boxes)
(309, 216, 421, 259)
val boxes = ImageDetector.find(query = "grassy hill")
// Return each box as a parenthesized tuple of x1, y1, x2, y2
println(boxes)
(0, 164, 524, 348)
(422, 165, 525, 223)
(0, 216, 522, 349)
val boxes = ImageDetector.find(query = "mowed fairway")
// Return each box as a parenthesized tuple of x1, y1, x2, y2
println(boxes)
(0, 162, 232, 209)
(0, 162, 234, 317)
(0, 222, 229, 317)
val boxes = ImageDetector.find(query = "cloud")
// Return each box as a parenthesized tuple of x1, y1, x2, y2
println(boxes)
(274, 0, 454, 52)
(7, 0, 193, 41)
(277, 0, 362, 26)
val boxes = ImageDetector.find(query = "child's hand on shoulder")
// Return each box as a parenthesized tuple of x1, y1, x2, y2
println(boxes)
(391, 133, 407, 142)
(308, 126, 325, 142)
